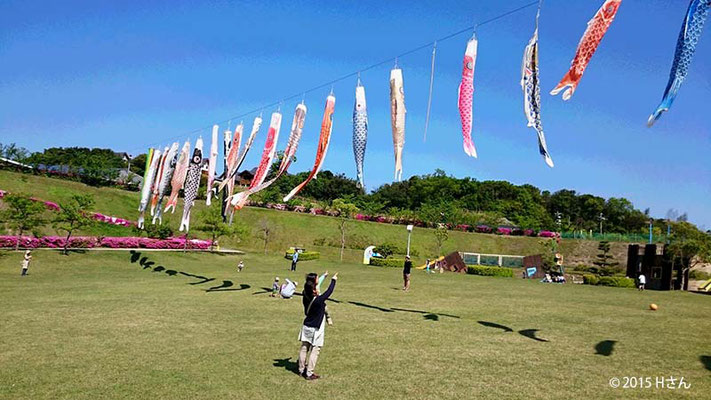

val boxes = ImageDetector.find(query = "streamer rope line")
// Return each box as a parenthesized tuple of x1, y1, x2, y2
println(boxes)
(423, 42, 437, 143)
(128, 0, 540, 154)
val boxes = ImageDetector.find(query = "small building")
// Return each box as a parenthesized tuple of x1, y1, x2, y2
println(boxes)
(236, 168, 257, 186)
(627, 244, 690, 290)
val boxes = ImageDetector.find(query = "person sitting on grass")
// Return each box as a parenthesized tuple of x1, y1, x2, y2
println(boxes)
(425, 259, 431, 274)
(280, 278, 298, 299)
(298, 272, 338, 380)
(271, 277, 280, 297)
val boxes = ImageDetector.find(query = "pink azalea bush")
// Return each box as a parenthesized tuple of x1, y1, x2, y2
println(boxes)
(0, 236, 212, 250)
(92, 212, 135, 227)
(538, 230, 557, 238)
(496, 227, 512, 235)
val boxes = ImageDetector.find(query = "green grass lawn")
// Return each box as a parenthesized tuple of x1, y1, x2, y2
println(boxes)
(1, 250, 709, 399)
(0, 170, 629, 266)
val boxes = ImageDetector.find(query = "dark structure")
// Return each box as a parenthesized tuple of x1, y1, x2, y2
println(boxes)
(441, 252, 468, 273)
(627, 244, 690, 290)
(522, 254, 546, 279)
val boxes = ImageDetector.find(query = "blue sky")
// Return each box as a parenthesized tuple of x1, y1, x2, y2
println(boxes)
(1, 0, 709, 228)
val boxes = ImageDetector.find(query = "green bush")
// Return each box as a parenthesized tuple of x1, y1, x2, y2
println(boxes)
(370, 258, 405, 268)
(582, 274, 600, 285)
(690, 269, 711, 281)
(145, 224, 173, 239)
(284, 250, 320, 261)
(466, 265, 513, 278)
(583, 275, 634, 288)
(598, 276, 635, 288)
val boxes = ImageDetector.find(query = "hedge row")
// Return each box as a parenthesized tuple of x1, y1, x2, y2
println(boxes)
(583, 275, 635, 288)
(466, 265, 514, 277)
(284, 250, 321, 261)
(0, 235, 213, 250)
(369, 258, 405, 268)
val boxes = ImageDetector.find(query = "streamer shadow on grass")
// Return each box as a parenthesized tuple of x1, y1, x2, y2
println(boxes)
(594, 340, 616, 356)
(129, 250, 245, 293)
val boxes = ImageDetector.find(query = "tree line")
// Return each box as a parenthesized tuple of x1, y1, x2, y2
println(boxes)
(0, 144, 700, 235)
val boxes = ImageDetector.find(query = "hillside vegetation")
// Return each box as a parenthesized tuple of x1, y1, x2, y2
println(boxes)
(0, 170, 630, 265)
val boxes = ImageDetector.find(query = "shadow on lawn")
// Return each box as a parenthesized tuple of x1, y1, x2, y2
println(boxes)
(595, 340, 616, 356)
(129, 250, 244, 294)
(273, 357, 300, 376)
(391, 308, 461, 321)
(518, 329, 549, 342)
(700, 356, 711, 371)
(478, 320, 549, 342)
(477, 321, 513, 332)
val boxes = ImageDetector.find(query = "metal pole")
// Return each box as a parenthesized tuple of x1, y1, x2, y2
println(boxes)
(648, 219, 653, 244)
(406, 231, 412, 257)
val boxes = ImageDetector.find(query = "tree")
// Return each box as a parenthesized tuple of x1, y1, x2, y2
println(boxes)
(433, 223, 449, 256)
(0, 142, 30, 164)
(255, 218, 276, 255)
(0, 193, 47, 250)
(52, 194, 96, 255)
(331, 198, 359, 261)
(195, 206, 247, 251)
(592, 241, 620, 276)
(667, 222, 711, 290)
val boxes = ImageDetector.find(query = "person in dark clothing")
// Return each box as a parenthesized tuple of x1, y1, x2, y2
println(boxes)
(403, 255, 412, 291)
(297, 272, 338, 380)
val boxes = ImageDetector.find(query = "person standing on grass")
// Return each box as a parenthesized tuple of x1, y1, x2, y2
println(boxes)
(237, 260, 244, 272)
(298, 272, 338, 380)
(638, 273, 646, 291)
(271, 277, 280, 297)
(403, 255, 412, 291)
(21, 250, 32, 276)
(291, 251, 299, 271)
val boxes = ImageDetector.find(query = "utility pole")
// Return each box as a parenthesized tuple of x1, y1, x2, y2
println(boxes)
(599, 213, 605, 235)
(648, 218, 654, 244)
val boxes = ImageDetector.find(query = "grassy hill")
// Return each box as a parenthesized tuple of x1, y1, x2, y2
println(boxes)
(0, 170, 630, 265)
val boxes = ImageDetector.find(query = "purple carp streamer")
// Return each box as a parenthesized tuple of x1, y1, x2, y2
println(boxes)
(648, 0, 710, 126)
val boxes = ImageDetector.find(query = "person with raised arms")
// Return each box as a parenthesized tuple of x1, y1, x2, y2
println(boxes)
(297, 272, 338, 380)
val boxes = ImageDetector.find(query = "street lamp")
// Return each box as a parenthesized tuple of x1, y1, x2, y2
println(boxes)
(406, 225, 414, 257)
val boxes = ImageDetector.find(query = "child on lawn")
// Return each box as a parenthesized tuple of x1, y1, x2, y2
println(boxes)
(271, 277, 280, 297)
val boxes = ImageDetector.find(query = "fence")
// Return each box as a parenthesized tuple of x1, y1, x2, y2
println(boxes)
(560, 231, 667, 243)
(460, 252, 524, 268)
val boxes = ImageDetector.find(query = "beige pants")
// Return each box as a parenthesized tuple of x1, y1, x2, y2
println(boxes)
(298, 342, 321, 376)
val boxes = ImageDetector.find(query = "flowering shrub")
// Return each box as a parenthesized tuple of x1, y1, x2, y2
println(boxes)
(92, 213, 135, 227)
(538, 231, 557, 238)
(496, 227, 512, 235)
(524, 229, 536, 237)
(475, 225, 493, 234)
(0, 235, 212, 250)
